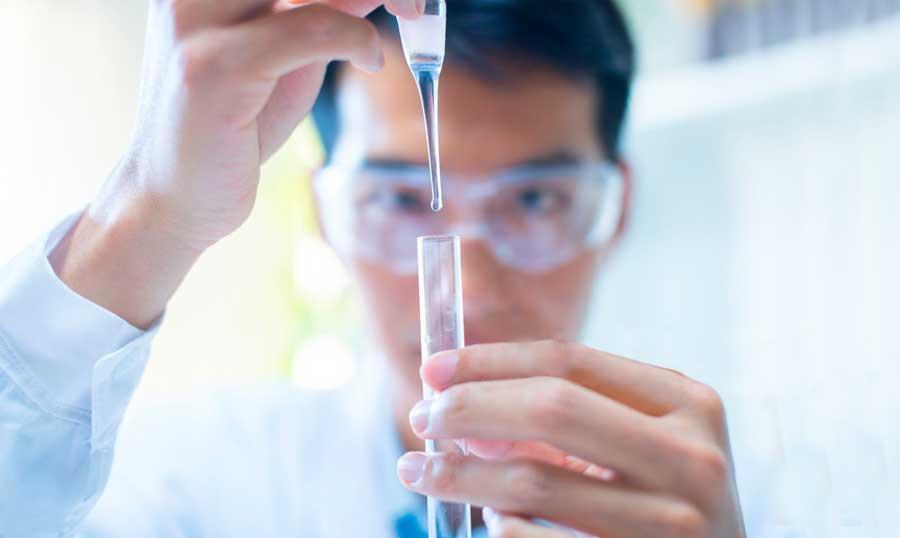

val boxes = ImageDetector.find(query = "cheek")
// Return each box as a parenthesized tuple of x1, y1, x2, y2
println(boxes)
(352, 262, 421, 348)
(514, 250, 602, 337)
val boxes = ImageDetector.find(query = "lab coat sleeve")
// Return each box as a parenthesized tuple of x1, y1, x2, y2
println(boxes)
(0, 213, 159, 538)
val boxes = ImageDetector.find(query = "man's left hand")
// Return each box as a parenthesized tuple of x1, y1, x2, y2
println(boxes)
(397, 340, 746, 537)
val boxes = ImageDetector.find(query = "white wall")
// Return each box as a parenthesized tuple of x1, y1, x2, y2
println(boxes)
(0, 3, 146, 259)
(587, 16, 900, 537)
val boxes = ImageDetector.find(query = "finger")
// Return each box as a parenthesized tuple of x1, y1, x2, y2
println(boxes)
(466, 439, 585, 470)
(410, 378, 671, 489)
(483, 508, 573, 538)
(287, 0, 423, 18)
(335, 0, 423, 18)
(467, 440, 618, 482)
(178, 0, 420, 36)
(180, 0, 277, 30)
(256, 64, 327, 160)
(467, 439, 555, 464)
(470, 440, 579, 470)
(225, 4, 385, 77)
(410, 377, 692, 490)
(190, 0, 418, 26)
(382, 0, 424, 18)
(398, 453, 703, 538)
(423, 341, 691, 416)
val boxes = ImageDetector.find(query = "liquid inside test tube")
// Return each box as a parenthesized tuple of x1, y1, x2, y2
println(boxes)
(418, 236, 471, 538)
(399, 1, 446, 212)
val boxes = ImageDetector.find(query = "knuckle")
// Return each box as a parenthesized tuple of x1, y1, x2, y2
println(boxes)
(505, 462, 553, 510)
(439, 384, 473, 425)
(540, 339, 585, 377)
(687, 383, 726, 425)
(176, 36, 227, 87)
(422, 452, 465, 494)
(669, 440, 730, 507)
(300, 6, 341, 45)
(684, 444, 730, 503)
(653, 503, 706, 538)
(693, 445, 729, 483)
(528, 378, 578, 433)
(539, 338, 575, 358)
(302, 5, 377, 50)
(455, 347, 474, 371)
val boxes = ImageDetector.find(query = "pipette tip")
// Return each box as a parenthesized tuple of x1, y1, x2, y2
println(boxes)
(431, 198, 443, 212)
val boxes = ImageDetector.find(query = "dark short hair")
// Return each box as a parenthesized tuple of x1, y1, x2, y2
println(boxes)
(312, 0, 636, 161)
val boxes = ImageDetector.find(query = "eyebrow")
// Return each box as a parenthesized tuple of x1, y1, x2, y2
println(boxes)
(360, 151, 583, 172)
(360, 158, 424, 171)
(514, 152, 582, 168)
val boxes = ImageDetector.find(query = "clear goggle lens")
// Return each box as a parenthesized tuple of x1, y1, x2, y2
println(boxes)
(314, 162, 624, 275)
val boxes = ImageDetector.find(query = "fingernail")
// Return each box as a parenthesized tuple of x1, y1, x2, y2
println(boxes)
(482, 507, 500, 529)
(597, 467, 617, 481)
(416, 0, 426, 15)
(409, 399, 432, 434)
(397, 452, 427, 485)
(582, 463, 616, 481)
(426, 352, 458, 388)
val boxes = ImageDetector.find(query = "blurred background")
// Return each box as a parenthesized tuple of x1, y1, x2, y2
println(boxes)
(2, 1, 898, 536)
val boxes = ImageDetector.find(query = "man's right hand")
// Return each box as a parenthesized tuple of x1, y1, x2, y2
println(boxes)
(50, 0, 420, 329)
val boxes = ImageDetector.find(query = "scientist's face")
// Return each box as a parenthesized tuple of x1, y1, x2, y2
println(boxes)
(318, 42, 627, 394)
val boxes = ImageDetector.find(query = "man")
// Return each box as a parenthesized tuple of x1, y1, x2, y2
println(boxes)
(0, 0, 746, 536)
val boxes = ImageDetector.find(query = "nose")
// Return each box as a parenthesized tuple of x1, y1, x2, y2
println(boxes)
(458, 236, 506, 320)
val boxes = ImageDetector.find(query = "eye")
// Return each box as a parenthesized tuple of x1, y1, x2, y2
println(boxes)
(390, 190, 424, 210)
(365, 186, 429, 214)
(516, 187, 570, 214)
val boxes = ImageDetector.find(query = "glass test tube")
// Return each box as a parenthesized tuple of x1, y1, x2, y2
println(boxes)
(417, 236, 472, 538)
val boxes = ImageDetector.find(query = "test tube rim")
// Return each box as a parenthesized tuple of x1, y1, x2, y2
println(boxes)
(418, 235, 459, 245)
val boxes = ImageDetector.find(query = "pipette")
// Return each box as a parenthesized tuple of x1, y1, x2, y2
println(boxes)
(397, 0, 447, 212)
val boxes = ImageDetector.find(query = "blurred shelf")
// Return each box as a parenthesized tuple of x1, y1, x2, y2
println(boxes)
(630, 12, 900, 132)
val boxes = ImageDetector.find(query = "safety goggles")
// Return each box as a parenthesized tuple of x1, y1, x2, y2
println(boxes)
(313, 161, 624, 275)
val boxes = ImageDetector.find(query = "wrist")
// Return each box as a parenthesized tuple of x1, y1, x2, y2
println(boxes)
(50, 167, 203, 329)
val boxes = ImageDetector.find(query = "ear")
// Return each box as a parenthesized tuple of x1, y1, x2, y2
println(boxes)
(612, 158, 633, 245)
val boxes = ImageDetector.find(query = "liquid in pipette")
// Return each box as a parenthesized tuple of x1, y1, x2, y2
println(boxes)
(398, 6, 446, 212)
